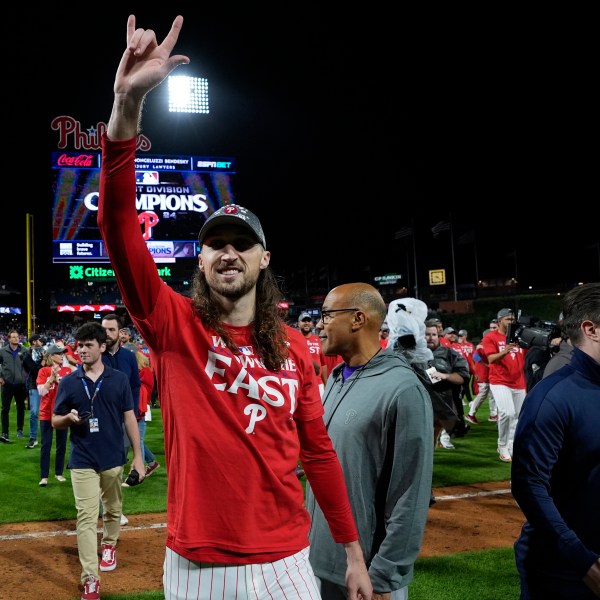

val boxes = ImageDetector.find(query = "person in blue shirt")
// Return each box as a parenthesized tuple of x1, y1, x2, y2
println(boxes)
(52, 321, 144, 600)
(511, 282, 600, 599)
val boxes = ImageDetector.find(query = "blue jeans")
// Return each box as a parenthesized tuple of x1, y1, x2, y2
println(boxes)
(28, 388, 40, 440)
(137, 419, 155, 464)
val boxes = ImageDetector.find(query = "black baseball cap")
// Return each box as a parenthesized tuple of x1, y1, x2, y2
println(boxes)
(198, 205, 266, 248)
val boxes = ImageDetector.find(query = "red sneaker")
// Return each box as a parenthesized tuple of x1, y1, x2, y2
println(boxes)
(99, 543, 116, 571)
(81, 575, 100, 600)
(145, 461, 160, 477)
(464, 414, 480, 425)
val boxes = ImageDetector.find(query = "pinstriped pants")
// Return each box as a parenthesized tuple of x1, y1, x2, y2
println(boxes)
(163, 546, 321, 600)
(489, 384, 526, 452)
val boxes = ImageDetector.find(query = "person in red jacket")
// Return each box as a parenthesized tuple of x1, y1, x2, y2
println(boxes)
(36, 343, 76, 486)
(96, 14, 372, 600)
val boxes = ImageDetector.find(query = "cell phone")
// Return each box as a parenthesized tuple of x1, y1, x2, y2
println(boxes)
(78, 411, 92, 421)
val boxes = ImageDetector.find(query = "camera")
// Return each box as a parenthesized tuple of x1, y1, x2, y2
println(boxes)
(123, 468, 141, 487)
(506, 316, 561, 350)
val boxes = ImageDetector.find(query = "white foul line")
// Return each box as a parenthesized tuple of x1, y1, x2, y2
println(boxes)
(434, 488, 512, 501)
(0, 522, 167, 542)
(1, 488, 512, 542)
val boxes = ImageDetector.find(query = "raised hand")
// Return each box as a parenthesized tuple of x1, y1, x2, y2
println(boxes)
(108, 14, 190, 140)
(115, 15, 189, 100)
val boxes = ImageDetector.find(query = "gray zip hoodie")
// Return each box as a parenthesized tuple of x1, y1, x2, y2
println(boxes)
(306, 349, 434, 593)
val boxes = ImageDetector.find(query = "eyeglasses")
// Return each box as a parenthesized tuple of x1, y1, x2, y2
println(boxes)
(319, 308, 359, 325)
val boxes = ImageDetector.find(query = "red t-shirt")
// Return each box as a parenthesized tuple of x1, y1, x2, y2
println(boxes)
(98, 135, 357, 563)
(302, 332, 326, 391)
(37, 365, 74, 420)
(452, 341, 475, 373)
(323, 353, 343, 379)
(481, 330, 527, 389)
(472, 349, 489, 384)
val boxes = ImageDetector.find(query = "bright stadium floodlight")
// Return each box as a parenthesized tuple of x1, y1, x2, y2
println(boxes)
(168, 76, 210, 114)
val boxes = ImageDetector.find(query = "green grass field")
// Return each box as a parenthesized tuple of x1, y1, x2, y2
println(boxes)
(0, 400, 520, 599)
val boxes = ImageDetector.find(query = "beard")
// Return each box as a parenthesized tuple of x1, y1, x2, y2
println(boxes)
(204, 269, 260, 300)
(105, 336, 119, 351)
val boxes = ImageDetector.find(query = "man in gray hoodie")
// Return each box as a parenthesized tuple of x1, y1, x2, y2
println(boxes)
(306, 283, 434, 600)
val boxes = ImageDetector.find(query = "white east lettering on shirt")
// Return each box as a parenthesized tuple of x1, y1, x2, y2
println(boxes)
(204, 344, 302, 430)
(307, 340, 320, 354)
(280, 378, 299, 414)
(256, 376, 285, 406)
(227, 367, 261, 398)
(205, 350, 232, 390)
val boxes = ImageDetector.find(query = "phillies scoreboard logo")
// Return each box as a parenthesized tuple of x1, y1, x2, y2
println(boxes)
(50, 115, 237, 266)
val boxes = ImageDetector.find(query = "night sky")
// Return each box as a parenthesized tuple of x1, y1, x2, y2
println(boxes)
(5, 8, 598, 302)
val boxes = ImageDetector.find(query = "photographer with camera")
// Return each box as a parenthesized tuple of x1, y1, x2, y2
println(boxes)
(523, 327, 563, 392)
(480, 308, 527, 463)
(542, 313, 574, 379)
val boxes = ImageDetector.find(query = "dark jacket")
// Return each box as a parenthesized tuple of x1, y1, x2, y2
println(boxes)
(102, 345, 140, 417)
(512, 348, 600, 597)
(21, 347, 44, 390)
(0, 344, 25, 385)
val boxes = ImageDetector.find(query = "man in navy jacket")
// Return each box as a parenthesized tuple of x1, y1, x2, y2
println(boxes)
(512, 282, 600, 599)
(101, 314, 140, 419)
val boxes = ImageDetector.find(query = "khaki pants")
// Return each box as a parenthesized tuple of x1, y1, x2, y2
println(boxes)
(71, 466, 123, 583)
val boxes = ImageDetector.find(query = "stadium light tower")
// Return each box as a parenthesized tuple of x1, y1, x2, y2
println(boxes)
(168, 75, 210, 114)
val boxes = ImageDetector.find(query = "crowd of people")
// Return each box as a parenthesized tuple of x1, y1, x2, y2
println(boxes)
(1, 13, 598, 600)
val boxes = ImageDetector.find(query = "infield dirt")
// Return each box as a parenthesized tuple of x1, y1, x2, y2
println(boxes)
(0, 480, 523, 600)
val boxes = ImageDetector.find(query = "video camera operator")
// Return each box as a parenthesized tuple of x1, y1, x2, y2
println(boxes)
(507, 316, 563, 392)
(542, 313, 574, 379)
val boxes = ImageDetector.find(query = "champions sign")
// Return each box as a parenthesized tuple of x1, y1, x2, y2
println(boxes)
(51, 149, 236, 264)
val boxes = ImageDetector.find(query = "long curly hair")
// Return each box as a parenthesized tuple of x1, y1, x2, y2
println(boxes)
(190, 266, 290, 371)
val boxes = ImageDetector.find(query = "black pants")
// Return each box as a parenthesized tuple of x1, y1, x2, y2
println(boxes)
(1, 382, 27, 436)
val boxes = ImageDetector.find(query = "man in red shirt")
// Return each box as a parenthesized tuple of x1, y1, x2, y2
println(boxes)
(378, 324, 389, 349)
(297, 312, 327, 396)
(465, 342, 498, 424)
(481, 308, 527, 462)
(454, 329, 475, 407)
(97, 14, 372, 600)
